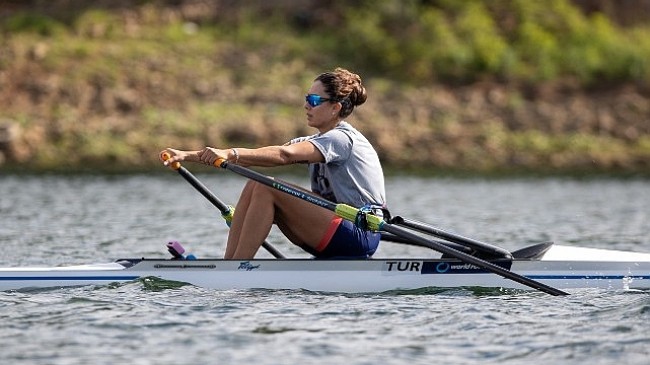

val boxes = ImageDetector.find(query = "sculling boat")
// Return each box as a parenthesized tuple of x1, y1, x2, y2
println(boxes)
(4, 157, 647, 295)
(2, 242, 650, 292)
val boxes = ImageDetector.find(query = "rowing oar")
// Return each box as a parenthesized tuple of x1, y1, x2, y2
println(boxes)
(389, 216, 512, 259)
(380, 232, 474, 255)
(213, 159, 569, 296)
(160, 153, 285, 259)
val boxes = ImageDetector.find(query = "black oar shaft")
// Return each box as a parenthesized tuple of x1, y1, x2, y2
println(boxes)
(176, 166, 229, 214)
(169, 162, 285, 259)
(216, 160, 568, 296)
(222, 162, 340, 212)
(380, 232, 473, 254)
(391, 216, 512, 259)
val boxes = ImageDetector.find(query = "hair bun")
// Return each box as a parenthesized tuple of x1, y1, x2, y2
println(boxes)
(350, 84, 367, 106)
(316, 67, 368, 118)
(334, 68, 367, 107)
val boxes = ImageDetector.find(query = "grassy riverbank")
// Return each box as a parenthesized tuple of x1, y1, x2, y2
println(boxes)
(0, 0, 649, 175)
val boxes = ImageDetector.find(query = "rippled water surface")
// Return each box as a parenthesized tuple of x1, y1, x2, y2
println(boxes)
(1, 173, 649, 364)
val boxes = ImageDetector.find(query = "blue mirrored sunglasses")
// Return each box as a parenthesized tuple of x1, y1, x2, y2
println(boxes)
(305, 94, 332, 107)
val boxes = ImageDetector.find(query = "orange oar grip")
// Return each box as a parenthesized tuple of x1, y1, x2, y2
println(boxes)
(214, 158, 226, 168)
(160, 152, 181, 170)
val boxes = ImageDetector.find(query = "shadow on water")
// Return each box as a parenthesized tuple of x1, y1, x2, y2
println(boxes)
(138, 276, 192, 292)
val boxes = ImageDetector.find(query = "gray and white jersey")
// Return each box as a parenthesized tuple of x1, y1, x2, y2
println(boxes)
(291, 121, 386, 208)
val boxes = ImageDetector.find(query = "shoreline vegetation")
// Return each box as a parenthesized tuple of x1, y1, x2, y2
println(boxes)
(0, 0, 649, 176)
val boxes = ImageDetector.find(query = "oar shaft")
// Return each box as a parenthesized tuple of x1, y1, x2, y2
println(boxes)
(176, 166, 229, 214)
(391, 216, 512, 259)
(215, 160, 384, 227)
(221, 161, 338, 210)
(380, 233, 473, 254)
(215, 159, 569, 296)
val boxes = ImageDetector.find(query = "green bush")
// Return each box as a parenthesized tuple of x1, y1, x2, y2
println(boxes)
(5, 0, 648, 85)
(323, 0, 650, 85)
(2, 12, 66, 36)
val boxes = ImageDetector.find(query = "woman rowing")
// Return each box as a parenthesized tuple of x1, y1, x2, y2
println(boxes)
(161, 68, 386, 259)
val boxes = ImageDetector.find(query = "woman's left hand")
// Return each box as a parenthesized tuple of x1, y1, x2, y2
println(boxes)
(197, 147, 227, 166)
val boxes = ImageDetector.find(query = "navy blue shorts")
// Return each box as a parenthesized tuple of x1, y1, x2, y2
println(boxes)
(303, 217, 380, 259)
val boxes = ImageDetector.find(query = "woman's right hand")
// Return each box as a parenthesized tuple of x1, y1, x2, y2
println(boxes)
(160, 148, 196, 166)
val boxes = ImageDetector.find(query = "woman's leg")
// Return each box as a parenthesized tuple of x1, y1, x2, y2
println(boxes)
(223, 180, 255, 258)
(225, 181, 334, 259)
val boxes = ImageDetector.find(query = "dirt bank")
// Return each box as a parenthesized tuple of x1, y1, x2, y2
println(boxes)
(1, 1, 649, 174)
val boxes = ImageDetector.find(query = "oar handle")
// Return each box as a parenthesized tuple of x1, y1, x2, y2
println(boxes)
(214, 158, 227, 167)
(161, 152, 182, 170)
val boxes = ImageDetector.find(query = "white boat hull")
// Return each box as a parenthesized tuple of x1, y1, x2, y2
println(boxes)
(2, 245, 650, 293)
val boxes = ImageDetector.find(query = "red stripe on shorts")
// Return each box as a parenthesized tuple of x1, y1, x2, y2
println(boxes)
(315, 217, 343, 252)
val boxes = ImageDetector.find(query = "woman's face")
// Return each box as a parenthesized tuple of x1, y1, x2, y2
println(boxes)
(305, 81, 340, 132)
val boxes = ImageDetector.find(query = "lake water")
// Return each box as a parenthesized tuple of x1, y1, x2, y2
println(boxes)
(1, 173, 649, 364)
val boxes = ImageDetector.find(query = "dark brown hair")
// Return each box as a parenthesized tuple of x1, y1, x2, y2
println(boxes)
(315, 68, 367, 118)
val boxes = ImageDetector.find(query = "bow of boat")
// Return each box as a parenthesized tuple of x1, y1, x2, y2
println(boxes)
(539, 244, 650, 262)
